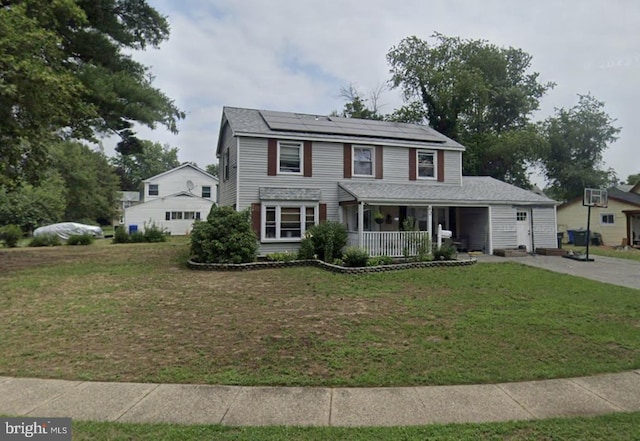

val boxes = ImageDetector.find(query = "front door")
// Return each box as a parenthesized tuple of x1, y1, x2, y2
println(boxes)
(516, 209, 531, 251)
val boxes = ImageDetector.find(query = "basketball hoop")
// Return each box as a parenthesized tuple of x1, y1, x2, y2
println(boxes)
(583, 188, 608, 208)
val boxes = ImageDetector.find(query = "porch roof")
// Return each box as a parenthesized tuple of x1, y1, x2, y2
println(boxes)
(338, 177, 558, 206)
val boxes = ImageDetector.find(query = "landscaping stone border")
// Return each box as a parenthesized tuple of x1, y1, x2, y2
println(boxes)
(187, 257, 477, 274)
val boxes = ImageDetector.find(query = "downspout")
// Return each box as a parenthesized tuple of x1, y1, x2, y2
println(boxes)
(487, 206, 493, 255)
(530, 207, 535, 255)
(235, 137, 240, 210)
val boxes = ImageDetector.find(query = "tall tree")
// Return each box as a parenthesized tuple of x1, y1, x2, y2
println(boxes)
(540, 94, 620, 201)
(626, 173, 640, 185)
(111, 141, 180, 190)
(205, 163, 219, 178)
(333, 84, 384, 120)
(49, 141, 120, 224)
(0, 0, 184, 186)
(386, 33, 554, 187)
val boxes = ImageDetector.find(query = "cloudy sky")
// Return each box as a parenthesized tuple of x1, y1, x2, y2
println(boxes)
(115, 0, 639, 184)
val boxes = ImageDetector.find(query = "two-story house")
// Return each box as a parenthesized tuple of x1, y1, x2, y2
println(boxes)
(123, 163, 218, 235)
(216, 106, 557, 256)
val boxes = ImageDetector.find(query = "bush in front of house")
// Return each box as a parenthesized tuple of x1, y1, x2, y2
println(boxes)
(342, 247, 370, 267)
(265, 251, 299, 262)
(299, 221, 348, 262)
(368, 255, 394, 266)
(142, 221, 167, 243)
(190, 205, 258, 264)
(0, 224, 22, 248)
(29, 233, 62, 247)
(67, 234, 94, 246)
(112, 226, 130, 244)
(433, 245, 457, 261)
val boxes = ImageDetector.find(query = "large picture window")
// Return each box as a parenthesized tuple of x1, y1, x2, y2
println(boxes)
(262, 204, 318, 241)
(417, 150, 436, 179)
(278, 141, 303, 174)
(353, 146, 374, 176)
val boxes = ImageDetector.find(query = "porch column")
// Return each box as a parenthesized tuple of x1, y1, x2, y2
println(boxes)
(358, 202, 364, 248)
(427, 205, 433, 235)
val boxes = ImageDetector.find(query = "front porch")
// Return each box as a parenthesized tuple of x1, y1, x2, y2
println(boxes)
(348, 231, 433, 257)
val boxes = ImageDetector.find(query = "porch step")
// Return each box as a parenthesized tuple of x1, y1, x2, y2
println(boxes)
(493, 248, 528, 257)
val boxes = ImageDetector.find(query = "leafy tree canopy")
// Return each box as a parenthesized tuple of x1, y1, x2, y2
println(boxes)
(205, 163, 219, 177)
(111, 140, 180, 190)
(0, 0, 184, 187)
(626, 173, 640, 186)
(386, 33, 554, 187)
(540, 94, 620, 201)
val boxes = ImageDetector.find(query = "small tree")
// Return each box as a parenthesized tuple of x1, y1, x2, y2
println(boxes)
(299, 221, 348, 262)
(190, 205, 258, 264)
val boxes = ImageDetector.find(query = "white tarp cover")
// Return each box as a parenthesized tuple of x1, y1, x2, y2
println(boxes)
(33, 222, 104, 240)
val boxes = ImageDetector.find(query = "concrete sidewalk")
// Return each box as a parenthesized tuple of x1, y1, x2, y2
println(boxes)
(474, 253, 640, 290)
(1, 372, 639, 427)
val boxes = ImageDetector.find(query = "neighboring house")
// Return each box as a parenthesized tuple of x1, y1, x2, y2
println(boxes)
(557, 183, 640, 247)
(123, 163, 218, 235)
(216, 106, 558, 256)
(114, 191, 141, 226)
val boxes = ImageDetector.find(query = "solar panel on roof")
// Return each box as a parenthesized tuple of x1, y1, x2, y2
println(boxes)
(260, 110, 445, 143)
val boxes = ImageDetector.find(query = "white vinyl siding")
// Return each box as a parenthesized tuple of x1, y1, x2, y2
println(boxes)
(532, 206, 558, 248)
(491, 205, 517, 250)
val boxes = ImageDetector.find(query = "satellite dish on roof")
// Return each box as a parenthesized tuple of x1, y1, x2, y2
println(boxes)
(186, 180, 195, 192)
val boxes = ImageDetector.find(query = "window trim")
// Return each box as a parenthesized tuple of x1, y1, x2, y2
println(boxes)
(277, 140, 303, 175)
(201, 186, 211, 198)
(148, 184, 159, 196)
(416, 149, 437, 180)
(260, 203, 319, 242)
(600, 213, 615, 225)
(352, 145, 375, 177)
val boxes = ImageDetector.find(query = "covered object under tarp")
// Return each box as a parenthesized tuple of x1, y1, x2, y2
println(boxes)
(33, 222, 103, 240)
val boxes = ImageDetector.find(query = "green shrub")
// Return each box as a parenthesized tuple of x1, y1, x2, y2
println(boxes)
(342, 246, 370, 267)
(190, 205, 258, 264)
(112, 226, 130, 244)
(67, 234, 94, 246)
(1, 224, 22, 248)
(29, 233, 62, 247)
(143, 221, 167, 243)
(303, 221, 348, 263)
(368, 255, 394, 266)
(298, 236, 316, 259)
(129, 231, 147, 243)
(265, 251, 298, 262)
(433, 245, 457, 261)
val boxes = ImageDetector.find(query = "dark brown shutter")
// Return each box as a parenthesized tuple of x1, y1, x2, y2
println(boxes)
(304, 141, 312, 177)
(267, 139, 277, 176)
(375, 145, 383, 179)
(319, 203, 327, 223)
(409, 148, 417, 181)
(251, 203, 261, 238)
(437, 150, 445, 182)
(343, 143, 352, 178)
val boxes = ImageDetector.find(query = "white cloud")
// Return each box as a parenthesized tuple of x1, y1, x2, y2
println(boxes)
(103, 0, 639, 182)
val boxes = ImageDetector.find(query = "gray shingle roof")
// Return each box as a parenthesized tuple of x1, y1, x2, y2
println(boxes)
(339, 177, 557, 205)
(222, 107, 465, 150)
(607, 187, 640, 207)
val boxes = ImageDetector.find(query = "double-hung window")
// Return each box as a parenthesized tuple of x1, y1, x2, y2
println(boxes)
(601, 213, 615, 225)
(148, 184, 159, 196)
(263, 204, 317, 241)
(278, 141, 303, 174)
(353, 146, 374, 176)
(202, 186, 211, 198)
(417, 150, 436, 179)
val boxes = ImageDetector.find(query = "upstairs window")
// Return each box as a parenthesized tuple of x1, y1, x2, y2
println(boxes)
(148, 184, 159, 196)
(278, 141, 303, 174)
(202, 186, 211, 198)
(417, 150, 436, 179)
(353, 146, 374, 176)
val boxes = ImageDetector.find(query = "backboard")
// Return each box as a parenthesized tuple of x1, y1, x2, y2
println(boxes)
(583, 188, 608, 208)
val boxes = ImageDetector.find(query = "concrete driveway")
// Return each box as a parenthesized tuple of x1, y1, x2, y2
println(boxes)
(475, 254, 640, 290)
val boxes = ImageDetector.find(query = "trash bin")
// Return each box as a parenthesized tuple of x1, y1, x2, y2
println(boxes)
(591, 232, 602, 246)
(128, 224, 138, 234)
(556, 232, 564, 248)
(573, 229, 589, 247)
(567, 229, 575, 244)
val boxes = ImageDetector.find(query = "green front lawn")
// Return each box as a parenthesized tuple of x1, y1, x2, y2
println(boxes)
(0, 240, 638, 387)
(72, 412, 640, 440)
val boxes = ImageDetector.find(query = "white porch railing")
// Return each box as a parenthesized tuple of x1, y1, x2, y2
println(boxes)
(360, 231, 431, 257)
